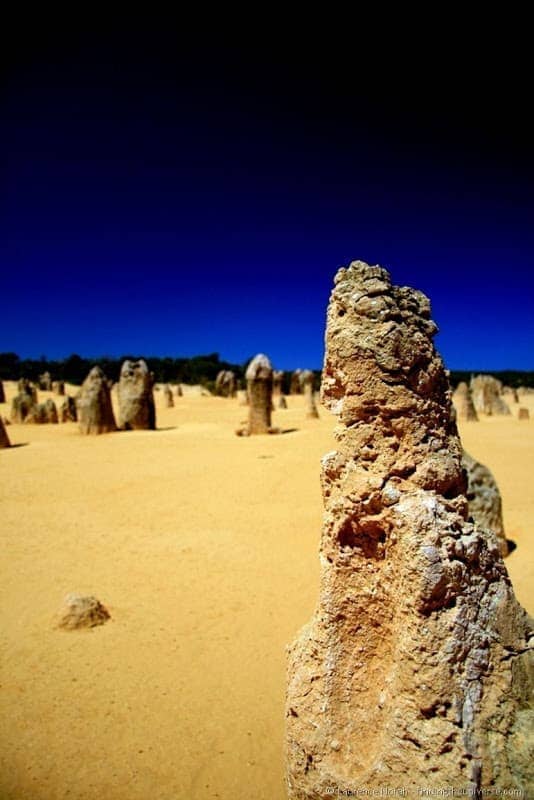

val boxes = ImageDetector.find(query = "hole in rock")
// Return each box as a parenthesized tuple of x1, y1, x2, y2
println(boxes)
(337, 519, 387, 558)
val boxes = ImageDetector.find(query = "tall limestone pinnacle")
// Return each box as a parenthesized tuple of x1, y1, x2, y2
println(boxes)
(286, 261, 533, 797)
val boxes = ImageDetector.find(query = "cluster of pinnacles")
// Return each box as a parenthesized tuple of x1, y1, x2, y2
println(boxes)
(1, 259, 532, 796)
(77, 360, 156, 434)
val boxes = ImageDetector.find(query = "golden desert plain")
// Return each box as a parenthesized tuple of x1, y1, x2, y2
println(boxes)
(0, 382, 533, 800)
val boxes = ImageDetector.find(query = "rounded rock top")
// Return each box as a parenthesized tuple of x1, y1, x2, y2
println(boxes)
(246, 354, 273, 381)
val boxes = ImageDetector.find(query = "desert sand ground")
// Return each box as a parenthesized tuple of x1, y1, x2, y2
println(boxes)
(1, 382, 532, 800)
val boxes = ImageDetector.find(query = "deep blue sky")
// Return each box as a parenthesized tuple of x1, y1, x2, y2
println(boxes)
(2, 28, 533, 371)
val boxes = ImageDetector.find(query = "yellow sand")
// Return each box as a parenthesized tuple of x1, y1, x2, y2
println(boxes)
(0, 383, 532, 800)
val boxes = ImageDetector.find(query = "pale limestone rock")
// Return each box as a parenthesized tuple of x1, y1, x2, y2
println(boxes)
(52, 380, 65, 396)
(56, 593, 110, 630)
(59, 396, 77, 422)
(117, 360, 156, 430)
(300, 369, 320, 419)
(39, 371, 52, 391)
(471, 375, 511, 416)
(462, 450, 508, 557)
(11, 392, 35, 423)
(25, 398, 58, 424)
(236, 354, 278, 435)
(77, 366, 117, 435)
(453, 382, 478, 422)
(17, 379, 38, 403)
(215, 370, 237, 397)
(286, 261, 533, 798)
(11, 379, 38, 422)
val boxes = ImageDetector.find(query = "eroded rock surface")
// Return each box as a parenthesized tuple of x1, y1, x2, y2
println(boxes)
(300, 369, 320, 419)
(17, 379, 38, 403)
(11, 393, 35, 423)
(236, 354, 277, 435)
(462, 450, 508, 557)
(59, 396, 77, 422)
(453, 381, 478, 422)
(215, 370, 237, 398)
(471, 375, 511, 416)
(286, 261, 533, 797)
(56, 593, 110, 630)
(117, 360, 156, 430)
(25, 398, 58, 424)
(52, 380, 65, 396)
(77, 366, 117, 435)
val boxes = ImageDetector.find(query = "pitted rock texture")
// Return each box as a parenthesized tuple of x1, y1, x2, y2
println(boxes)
(471, 375, 511, 416)
(0, 415, 10, 448)
(300, 369, 320, 419)
(56, 594, 110, 630)
(215, 370, 237, 398)
(286, 261, 533, 798)
(453, 382, 478, 422)
(462, 450, 508, 558)
(78, 366, 117, 435)
(117, 360, 156, 430)
(163, 384, 174, 407)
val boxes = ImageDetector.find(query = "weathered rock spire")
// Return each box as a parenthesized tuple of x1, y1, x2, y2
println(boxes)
(300, 369, 320, 419)
(286, 261, 533, 797)
(77, 366, 117, 435)
(453, 381, 478, 421)
(243, 353, 274, 434)
(117, 359, 156, 430)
